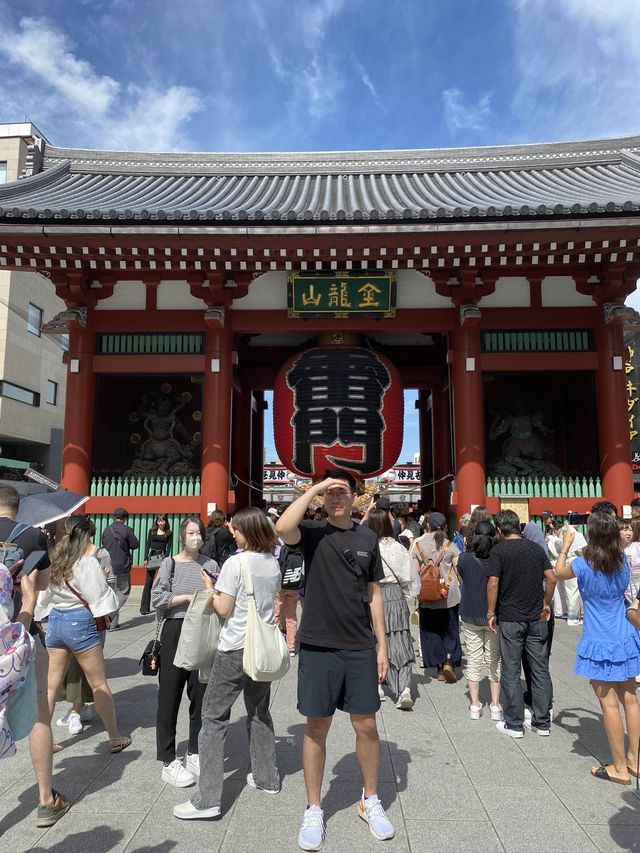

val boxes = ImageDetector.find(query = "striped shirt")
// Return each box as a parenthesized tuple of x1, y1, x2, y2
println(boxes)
(151, 554, 219, 619)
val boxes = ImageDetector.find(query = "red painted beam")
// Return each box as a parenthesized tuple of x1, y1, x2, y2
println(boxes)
(86, 497, 200, 514)
(92, 354, 205, 374)
(479, 352, 598, 372)
(229, 309, 456, 334)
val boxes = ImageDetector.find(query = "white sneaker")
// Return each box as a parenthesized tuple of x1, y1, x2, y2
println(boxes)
(357, 791, 395, 840)
(378, 684, 386, 702)
(495, 721, 524, 739)
(184, 753, 200, 777)
(489, 704, 503, 721)
(567, 618, 582, 626)
(524, 719, 550, 737)
(396, 688, 413, 710)
(56, 710, 72, 728)
(469, 704, 482, 720)
(67, 711, 83, 735)
(173, 800, 220, 820)
(162, 759, 196, 788)
(298, 805, 325, 851)
(246, 771, 280, 794)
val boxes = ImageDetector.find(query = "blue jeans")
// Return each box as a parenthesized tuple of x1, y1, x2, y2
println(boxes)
(192, 649, 279, 810)
(46, 607, 101, 654)
(499, 620, 552, 732)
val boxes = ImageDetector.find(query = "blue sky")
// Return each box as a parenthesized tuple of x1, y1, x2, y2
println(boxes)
(1, 0, 639, 465)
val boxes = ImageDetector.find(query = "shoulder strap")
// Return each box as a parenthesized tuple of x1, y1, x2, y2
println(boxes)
(65, 579, 92, 613)
(240, 554, 255, 597)
(380, 552, 403, 585)
(7, 522, 30, 542)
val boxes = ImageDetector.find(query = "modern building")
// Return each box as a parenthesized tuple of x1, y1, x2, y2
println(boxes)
(0, 130, 639, 568)
(0, 123, 67, 488)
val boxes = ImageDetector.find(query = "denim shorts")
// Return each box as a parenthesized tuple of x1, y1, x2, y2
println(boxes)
(46, 607, 101, 654)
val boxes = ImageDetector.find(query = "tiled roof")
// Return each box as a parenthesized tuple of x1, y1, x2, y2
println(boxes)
(0, 136, 639, 224)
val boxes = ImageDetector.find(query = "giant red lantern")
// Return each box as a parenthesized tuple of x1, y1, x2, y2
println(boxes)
(273, 346, 404, 479)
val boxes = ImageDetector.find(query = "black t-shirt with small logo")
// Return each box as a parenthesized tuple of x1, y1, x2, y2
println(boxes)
(297, 520, 384, 650)
(486, 537, 552, 622)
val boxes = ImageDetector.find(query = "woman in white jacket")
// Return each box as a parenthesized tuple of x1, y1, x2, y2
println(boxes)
(36, 515, 130, 753)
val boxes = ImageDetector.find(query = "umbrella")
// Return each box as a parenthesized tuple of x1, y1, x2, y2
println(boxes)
(16, 490, 89, 527)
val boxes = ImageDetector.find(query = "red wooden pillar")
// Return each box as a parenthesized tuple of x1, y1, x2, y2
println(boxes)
(250, 391, 265, 507)
(201, 321, 233, 517)
(418, 390, 434, 508)
(61, 320, 96, 495)
(595, 320, 633, 511)
(431, 377, 453, 511)
(451, 320, 486, 514)
(232, 384, 253, 510)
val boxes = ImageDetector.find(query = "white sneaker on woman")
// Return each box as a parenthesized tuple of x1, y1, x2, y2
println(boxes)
(184, 753, 200, 777)
(489, 704, 503, 721)
(396, 688, 413, 710)
(162, 759, 196, 788)
(469, 704, 482, 720)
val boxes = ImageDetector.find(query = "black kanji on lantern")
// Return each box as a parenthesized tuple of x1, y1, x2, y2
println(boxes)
(286, 347, 391, 475)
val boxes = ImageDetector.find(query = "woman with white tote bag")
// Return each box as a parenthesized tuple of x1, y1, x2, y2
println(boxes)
(173, 506, 283, 820)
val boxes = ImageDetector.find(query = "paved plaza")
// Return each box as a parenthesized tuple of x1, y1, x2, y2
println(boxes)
(1, 590, 639, 853)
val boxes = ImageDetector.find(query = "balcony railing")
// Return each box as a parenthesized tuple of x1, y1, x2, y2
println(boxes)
(486, 476, 602, 499)
(90, 476, 201, 497)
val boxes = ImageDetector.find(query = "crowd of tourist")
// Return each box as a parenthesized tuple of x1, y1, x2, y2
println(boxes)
(1, 478, 640, 849)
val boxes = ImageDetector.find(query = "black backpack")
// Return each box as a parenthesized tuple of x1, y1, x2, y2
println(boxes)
(278, 543, 304, 591)
(205, 527, 234, 567)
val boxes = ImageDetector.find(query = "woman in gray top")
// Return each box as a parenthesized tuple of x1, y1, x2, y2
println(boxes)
(151, 516, 218, 788)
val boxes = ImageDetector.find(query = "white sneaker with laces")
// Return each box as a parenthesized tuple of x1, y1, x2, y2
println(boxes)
(56, 710, 72, 728)
(173, 800, 220, 820)
(67, 711, 83, 735)
(469, 704, 482, 720)
(489, 704, 503, 721)
(396, 688, 413, 710)
(162, 759, 196, 788)
(357, 791, 395, 840)
(523, 719, 550, 736)
(298, 805, 325, 851)
(246, 771, 280, 794)
(495, 721, 524, 739)
(185, 753, 200, 777)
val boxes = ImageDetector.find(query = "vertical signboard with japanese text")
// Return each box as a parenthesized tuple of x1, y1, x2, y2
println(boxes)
(624, 329, 640, 477)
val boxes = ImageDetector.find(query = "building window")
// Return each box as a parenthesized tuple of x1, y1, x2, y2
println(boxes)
(0, 380, 40, 406)
(0, 163, 6, 185)
(46, 380, 58, 405)
(27, 303, 43, 337)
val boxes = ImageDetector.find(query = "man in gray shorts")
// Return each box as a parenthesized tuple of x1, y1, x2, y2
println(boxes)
(276, 470, 394, 851)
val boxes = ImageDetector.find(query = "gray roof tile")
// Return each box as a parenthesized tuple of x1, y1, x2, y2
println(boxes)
(0, 136, 639, 224)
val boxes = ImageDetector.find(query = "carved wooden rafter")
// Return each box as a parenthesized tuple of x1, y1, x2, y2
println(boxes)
(51, 271, 117, 308)
(187, 273, 252, 307)
(574, 263, 640, 305)
(425, 268, 499, 306)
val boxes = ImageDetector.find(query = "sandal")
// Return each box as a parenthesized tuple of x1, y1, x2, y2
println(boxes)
(108, 736, 131, 754)
(591, 765, 631, 785)
(627, 763, 639, 779)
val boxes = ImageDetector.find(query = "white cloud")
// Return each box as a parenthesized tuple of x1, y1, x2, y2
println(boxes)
(510, 0, 640, 140)
(298, 0, 347, 48)
(352, 57, 380, 105)
(442, 88, 492, 132)
(0, 14, 202, 151)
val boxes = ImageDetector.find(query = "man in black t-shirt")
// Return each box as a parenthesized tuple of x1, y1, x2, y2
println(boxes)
(277, 470, 395, 849)
(0, 485, 69, 826)
(487, 509, 556, 739)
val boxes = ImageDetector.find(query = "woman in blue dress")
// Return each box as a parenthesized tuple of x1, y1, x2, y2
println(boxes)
(555, 513, 640, 785)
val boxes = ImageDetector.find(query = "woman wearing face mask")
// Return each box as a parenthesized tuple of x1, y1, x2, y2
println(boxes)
(151, 516, 219, 788)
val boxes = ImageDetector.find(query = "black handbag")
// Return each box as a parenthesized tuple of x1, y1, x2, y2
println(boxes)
(140, 620, 162, 676)
(139, 558, 175, 676)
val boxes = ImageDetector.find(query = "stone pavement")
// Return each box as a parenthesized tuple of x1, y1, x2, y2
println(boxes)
(1, 590, 639, 853)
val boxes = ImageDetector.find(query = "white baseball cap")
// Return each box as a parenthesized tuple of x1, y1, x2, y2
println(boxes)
(267, 507, 280, 517)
